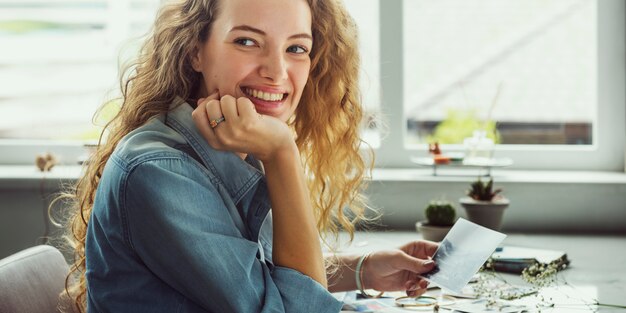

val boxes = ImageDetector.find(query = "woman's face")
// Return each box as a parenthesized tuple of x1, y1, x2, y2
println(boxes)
(193, 0, 313, 123)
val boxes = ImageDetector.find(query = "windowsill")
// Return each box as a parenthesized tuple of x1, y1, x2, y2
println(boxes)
(0, 165, 83, 189)
(1, 164, 625, 233)
(372, 168, 626, 184)
(2, 165, 626, 189)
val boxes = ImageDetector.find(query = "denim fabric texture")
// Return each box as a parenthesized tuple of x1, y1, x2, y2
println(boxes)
(85, 98, 342, 313)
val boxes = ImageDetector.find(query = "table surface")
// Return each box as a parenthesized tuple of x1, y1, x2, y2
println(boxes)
(335, 231, 626, 313)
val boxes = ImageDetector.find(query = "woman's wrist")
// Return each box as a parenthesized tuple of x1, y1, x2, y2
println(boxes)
(326, 254, 361, 293)
(356, 253, 384, 298)
(259, 139, 298, 166)
(355, 253, 367, 291)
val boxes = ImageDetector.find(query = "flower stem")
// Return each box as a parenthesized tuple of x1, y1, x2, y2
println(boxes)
(597, 302, 626, 309)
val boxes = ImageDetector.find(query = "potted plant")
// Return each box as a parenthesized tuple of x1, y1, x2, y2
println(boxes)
(459, 178, 509, 231)
(416, 200, 457, 241)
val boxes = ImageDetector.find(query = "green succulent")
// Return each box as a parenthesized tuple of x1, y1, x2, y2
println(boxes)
(425, 200, 456, 226)
(467, 178, 502, 201)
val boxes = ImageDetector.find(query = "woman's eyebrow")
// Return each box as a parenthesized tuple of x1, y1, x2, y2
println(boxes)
(230, 25, 312, 41)
(230, 25, 265, 35)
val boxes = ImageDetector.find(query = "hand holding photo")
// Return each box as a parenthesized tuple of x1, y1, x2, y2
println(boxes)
(420, 218, 506, 294)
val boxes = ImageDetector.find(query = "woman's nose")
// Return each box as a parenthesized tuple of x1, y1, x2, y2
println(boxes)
(259, 50, 288, 82)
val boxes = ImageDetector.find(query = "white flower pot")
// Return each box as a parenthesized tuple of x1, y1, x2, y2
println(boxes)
(459, 197, 509, 231)
(416, 221, 452, 242)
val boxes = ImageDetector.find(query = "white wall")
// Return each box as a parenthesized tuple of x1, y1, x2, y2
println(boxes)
(366, 171, 626, 233)
(2, 170, 625, 259)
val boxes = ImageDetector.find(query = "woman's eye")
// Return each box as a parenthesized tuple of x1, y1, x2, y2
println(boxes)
(287, 45, 308, 54)
(235, 38, 256, 46)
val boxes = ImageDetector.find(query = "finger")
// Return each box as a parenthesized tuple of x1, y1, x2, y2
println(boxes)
(205, 99, 224, 121)
(404, 275, 425, 291)
(410, 287, 428, 297)
(204, 99, 227, 141)
(397, 253, 436, 274)
(408, 279, 427, 290)
(406, 282, 429, 296)
(424, 241, 439, 257)
(220, 95, 239, 121)
(406, 286, 418, 297)
(192, 100, 219, 145)
(236, 97, 257, 120)
(418, 279, 429, 289)
(192, 97, 208, 125)
(404, 240, 439, 258)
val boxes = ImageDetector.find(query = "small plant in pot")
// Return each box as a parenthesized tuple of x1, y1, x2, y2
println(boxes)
(459, 178, 509, 231)
(416, 200, 457, 242)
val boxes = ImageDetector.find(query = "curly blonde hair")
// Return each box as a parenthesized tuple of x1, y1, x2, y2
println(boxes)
(61, 0, 373, 311)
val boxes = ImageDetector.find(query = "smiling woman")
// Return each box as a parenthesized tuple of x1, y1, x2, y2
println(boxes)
(56, 0, 439, 312)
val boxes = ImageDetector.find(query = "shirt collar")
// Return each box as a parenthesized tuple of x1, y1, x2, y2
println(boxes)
(164, 97, 264, 204)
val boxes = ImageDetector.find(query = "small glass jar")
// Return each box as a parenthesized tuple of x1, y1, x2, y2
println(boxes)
(463, 130, 494, 161)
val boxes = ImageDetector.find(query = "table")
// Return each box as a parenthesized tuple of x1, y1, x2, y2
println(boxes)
(410, 157, 513, 177)
(336, 231, 626, 312)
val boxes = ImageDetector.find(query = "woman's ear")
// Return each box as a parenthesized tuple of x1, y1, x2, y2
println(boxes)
(191, 43, 203, 72)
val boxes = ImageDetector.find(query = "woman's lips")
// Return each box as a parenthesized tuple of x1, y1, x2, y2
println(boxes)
(241, 87, 288, 116)
(248, 95, 284, 115)
(243, 87, 287, 101)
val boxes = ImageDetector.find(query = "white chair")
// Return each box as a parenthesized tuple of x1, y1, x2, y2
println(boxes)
(0, 245, 73, 313)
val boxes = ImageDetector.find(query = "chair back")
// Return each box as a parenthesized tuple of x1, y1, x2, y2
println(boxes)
(0, 245, 71, 313)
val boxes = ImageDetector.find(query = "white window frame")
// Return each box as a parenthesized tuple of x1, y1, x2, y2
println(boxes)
(1, 0, 624, 171)
(377, 0, 625, 171)
(0, 0, 152, 166)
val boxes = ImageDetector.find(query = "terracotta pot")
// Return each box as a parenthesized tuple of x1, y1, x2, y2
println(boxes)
(416, 221, 452, 242)
(459, 197, 509, 231)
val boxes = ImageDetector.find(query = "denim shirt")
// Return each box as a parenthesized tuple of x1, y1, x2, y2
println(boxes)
(85, 98, 342, 313)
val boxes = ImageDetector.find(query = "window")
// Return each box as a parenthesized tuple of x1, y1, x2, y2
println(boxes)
(404, 0, 596, 146)
(0, 0, 159, 141)
(0, 0, 160, 164)
(0, 0, 381, 164)
(344, 0, 381, 148)
(1, 0, 624, 171)
(376, 0, 624, 170)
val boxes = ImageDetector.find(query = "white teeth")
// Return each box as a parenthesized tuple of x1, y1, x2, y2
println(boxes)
(245, 88, 284, 101)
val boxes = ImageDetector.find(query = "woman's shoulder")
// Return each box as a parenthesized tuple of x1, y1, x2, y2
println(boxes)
(110, 116, 197, 171)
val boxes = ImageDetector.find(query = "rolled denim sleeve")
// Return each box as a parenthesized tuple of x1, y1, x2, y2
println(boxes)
(272, 266, 344, 312)
(124, 156, 342, 313)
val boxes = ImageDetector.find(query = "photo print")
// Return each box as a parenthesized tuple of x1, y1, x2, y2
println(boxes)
(421, 218, 506, 293)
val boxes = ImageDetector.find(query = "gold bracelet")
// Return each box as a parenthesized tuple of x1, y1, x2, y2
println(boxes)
(395, 296, 437, 307)
(395, 295, 456, 308)
(356, 253, 384, 298)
